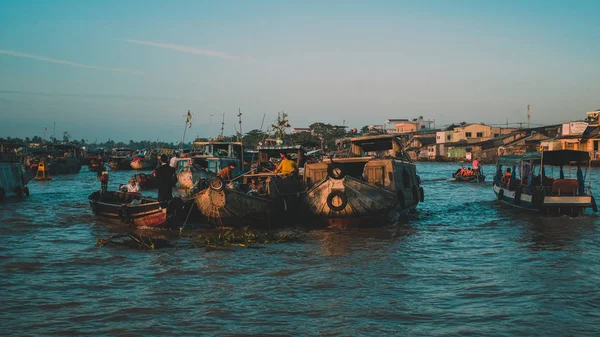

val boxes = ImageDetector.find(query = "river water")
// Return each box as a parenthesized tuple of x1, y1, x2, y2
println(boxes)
(1, 163, 599, 336)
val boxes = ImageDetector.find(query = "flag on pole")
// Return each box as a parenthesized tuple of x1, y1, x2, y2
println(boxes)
(186, 111, 192, 128)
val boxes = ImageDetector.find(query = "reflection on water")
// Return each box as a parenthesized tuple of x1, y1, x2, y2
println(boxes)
(1, 163, 600, 336)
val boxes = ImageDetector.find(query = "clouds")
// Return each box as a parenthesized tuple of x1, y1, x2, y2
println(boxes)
(115, 39, 237, 60)
(0, 49, 144, 75)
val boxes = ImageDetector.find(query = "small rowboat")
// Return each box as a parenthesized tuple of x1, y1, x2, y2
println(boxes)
(88, 191, 186, 229)
(450, 168, 485, 183)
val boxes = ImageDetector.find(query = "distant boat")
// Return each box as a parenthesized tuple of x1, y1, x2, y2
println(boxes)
(493, 150, 597, 216)
(450, 167, 485, 182)
(108, 148, 133, 171)
(130, 149, 158, 170)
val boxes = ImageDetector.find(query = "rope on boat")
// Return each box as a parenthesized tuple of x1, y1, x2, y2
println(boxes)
(179, 202, 195, 236)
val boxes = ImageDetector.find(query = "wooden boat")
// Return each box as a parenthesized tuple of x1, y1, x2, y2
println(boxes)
(451, 167, 485, 182)
(193, 146, 308, 228)
(193, 176, 305, 228)
(493, 150, 597, 216)
(88, 191, 187, 229)
(0, 142, 30, 201)
(303, 135, 423, 227)
(176, 140, 243, 189)
(130, 150, 158, 170)
(108, 148, 133, 171)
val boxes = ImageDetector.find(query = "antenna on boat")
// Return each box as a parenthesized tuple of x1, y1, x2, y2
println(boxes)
(219, 113, 225, 139)
(180, 110, 192, 152)
(527, 104, 531, 129)
(238, 108, 243, 140)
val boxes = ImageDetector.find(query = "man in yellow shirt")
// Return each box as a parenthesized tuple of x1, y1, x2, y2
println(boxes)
(276, 152, 297, 176)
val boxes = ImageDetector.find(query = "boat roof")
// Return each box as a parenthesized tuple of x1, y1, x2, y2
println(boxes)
(349, 134, 397, 152)
(256, 145, 305, 151)
(499, 150, 590, 166)
(193, 141, 242, 146)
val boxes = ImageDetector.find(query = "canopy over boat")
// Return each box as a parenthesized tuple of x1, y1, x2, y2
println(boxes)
(499, 150, 590, 166)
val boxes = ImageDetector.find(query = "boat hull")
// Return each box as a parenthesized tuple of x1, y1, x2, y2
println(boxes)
(47, 158, 82, 175)
(88, 191, 186, 229)
(452, 174, 485, 183)
(303, 175, 420, 228)
(194, 186, 273, 228)
(0, 162, 29, 201)
(108, 158, 132, 171)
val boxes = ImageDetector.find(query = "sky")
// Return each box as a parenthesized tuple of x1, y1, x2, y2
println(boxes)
(1, 0, 599, 142)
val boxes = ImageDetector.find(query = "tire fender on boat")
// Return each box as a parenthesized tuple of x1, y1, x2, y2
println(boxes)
(326, 190, 348, 212)
(327, 164, 345, 180)
(497, 188, 504, 201)
(209, 178, 224, 191)
(419, 187, 424, 202)
(592, 196, 598, 213)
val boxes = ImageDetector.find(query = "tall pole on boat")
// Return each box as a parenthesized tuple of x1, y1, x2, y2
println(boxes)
(219, 113, 225, 139)
(53, 122, 56, 143)
(180, 110, 192, 152)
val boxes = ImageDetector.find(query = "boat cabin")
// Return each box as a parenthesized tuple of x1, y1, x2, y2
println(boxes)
(182, 141, 244, 175)
(0, 142, 22, 162)
(304, 134, 415, 189)
(112, 148, 133, 158)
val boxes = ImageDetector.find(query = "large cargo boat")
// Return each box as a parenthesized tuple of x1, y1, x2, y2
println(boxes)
(303, 135, 423, 227)
(493, 150, 597, 216)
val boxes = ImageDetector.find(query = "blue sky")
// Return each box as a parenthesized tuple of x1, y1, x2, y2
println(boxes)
(1, 0, 599, 142)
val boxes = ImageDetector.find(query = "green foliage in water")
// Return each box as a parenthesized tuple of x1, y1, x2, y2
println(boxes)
(192, 227, 304, 248)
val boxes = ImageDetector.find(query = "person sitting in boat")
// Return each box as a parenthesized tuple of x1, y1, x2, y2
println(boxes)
(217, 163, 236, 182)
(276, 152, 297, 176)
(126, 178, 140, 193)
(501, 168, 512, 187)
(247, 178, 265, 196)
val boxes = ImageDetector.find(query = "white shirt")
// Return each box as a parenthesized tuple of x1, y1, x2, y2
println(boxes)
(169, 156, 178, 168)
(126, 183, 140, 193)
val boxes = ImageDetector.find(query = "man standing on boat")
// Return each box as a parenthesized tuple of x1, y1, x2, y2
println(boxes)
(472, 157, 480, 175)
(154, 154, 176, 206)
